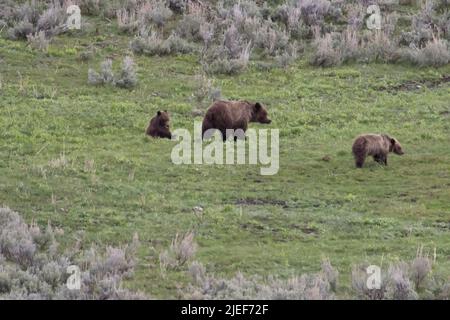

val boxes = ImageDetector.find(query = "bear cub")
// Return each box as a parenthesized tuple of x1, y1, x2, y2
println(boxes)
(202, 100, 271, 141)
(146, 110, 172, 139)
(352, 134, 404, 168)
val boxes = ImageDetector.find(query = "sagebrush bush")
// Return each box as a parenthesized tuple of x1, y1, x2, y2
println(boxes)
(88, 59, 114, 85)
(185, 260, 336, 300)
(321, 258, 339, 292)
(0, 207, 146, 299)
(36, 2, 66, 36)
(116, 8, 139, 34)
(402, 37, 450, 67)
(27, 31, 50, 52)
(115, 56, 138, 89)
(310, 32, 342, 67)
(88, 57, 138, 88)
(0, 208, 36, 267)
(255, 22, 290, 56)
(191, 73, 222, 116)
(77, 0, 111, 17)
(7, 20, 34, 40)
(131, 30, 195, 56)
(159, 231, 197, 272)
(275, 42, 299, 68)
(4, 1, 71, 40)
(176, 12, 207, 41)
(202, 41, 252, 75)
(360, 30, 401, 63)
(387, 263, 418, 300)
(410, 248, 432, 289)
(144, 0, 173, 28)
(350, 254, 447, 300)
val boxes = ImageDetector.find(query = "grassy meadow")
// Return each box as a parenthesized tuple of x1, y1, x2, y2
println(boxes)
(0, 1, 450, 299)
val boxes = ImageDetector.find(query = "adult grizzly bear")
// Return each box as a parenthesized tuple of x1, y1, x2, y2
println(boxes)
(352, 134, 404, 168)
(146, 110, 172, 139)
(201, 100, 271, 141)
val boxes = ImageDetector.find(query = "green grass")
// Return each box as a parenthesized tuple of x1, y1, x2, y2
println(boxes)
(1, 27, 450, 298)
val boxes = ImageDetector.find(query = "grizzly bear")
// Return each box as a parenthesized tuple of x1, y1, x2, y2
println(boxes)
(201, 100, 271, 141)
(146, 110, 172, 139)
(352, 134, 404, 168)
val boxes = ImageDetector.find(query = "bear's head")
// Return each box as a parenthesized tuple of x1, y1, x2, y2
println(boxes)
(251, 102, 271, 124)
(156, 110, 170, 128)
(389, 137, 404, 155)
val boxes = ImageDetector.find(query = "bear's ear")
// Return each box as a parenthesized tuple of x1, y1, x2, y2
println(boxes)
(390, 138, 396, 145)
(157, 111, 161, 116)
(254, 102, 262, 110)
(164, 110, 167, 113)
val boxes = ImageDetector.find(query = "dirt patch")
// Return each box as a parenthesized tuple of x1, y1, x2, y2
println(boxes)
(236, 198, 289, 207)
(290, 223, 319, 235)
(379, 75, 450, 92)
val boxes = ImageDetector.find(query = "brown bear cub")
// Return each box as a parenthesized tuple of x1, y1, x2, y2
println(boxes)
(146, 110, 172, 139)
(202, 100, 271, 141)
(352, 134, 404, 168)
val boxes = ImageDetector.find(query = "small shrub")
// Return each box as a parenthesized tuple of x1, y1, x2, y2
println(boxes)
(0, 207, 36, 267)
(402, 37, 450, 67)
(159, 231, 197, 271)
(27, 31, 50, 53)
(115, 56, 138, 89)
(116, 8, 139, 34)
(78, 49, 94, 62)
(36, 2, 66, 36)
(88, 57, 138, 88)
(297, 0, 332, 26)
(131, 31, 195, 56)
(77, 0, 110, 17)
(88, 59, 114, 85)
(0, 206, 146, 299)
(202, 41, 252, 75)
(386, 263, 418, 300)
(310, 32, 342, 67)
(7, 20, 34, 40)
(321, 258, 339, 292)
(176, 12, 206, 41)
(192, 73, 221, 116)
(346, 3, 365, 30)
(144, 0, 173, 28)
(48, 153, 69, 169)
(255, 22, 290, 56)
(360, 30, 401, 63)
(410, 249, 432, 289)
(184, 261, 335, 300)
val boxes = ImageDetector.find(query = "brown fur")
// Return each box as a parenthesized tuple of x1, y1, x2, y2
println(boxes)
(201, 100, 271, 140)
(352, 134, 404, 168)
(146, 110, 172, 139)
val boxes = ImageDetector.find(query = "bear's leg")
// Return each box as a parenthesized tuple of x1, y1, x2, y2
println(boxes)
(373, 154, 383, 164)
(355, 155, 365, 168)
(376, 154, 387, 165)
(221, 129, 228, 142)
